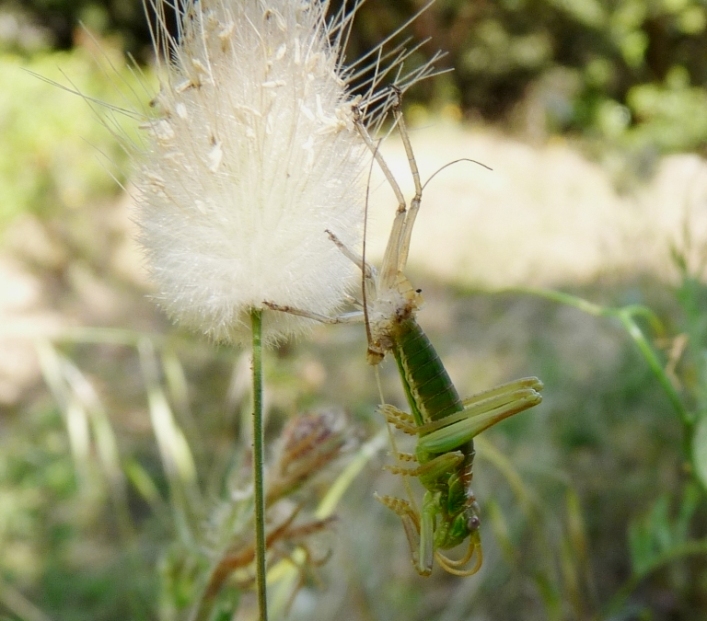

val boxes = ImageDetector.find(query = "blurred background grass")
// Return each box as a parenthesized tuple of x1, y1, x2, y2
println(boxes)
(2, 1, 707, 620)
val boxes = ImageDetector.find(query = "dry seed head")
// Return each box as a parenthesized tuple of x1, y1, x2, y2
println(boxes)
(266, 408, 350, 504)
(137, 0, 375, 345)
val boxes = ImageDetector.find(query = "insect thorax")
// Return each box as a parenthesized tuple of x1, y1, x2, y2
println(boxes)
(367, 273, 423, 363)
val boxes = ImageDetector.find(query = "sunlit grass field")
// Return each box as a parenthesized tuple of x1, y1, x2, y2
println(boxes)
(2, 43, 707, 620)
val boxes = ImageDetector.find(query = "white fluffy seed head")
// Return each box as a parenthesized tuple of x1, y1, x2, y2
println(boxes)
(137, 0, 371, 346)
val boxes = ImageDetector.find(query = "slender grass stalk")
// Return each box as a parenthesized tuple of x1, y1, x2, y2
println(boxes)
(250, 308, 268, 621)
(515, 287, 689, 423)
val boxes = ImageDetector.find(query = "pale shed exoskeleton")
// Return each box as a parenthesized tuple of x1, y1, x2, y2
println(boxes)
(266, 90, 543, 576)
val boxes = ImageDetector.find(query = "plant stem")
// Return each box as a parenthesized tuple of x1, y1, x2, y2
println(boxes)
(251, 308, 268, 621)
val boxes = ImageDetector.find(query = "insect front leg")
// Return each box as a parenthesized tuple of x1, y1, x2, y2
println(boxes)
(262, 301, 363, 325)
(264, 219, 384, 326)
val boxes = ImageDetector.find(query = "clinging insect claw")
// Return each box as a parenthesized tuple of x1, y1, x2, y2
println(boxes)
(390, 85, 402, 110)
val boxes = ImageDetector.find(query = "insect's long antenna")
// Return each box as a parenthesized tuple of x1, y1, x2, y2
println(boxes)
(361, 122, 379, 354)
(421, 158, 492, 191)
(394, 92, 493, 271)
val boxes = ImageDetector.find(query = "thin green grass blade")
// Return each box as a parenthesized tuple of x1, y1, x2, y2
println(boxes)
(138, 337, 200, 520)
(35, 340, 91, 485)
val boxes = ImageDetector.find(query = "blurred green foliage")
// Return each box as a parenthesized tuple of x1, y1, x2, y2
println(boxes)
(526, 268, 707, 618)
(0, 46, 136, 234)
(9, 0, 707, 153)
(0, 402, 153, 620)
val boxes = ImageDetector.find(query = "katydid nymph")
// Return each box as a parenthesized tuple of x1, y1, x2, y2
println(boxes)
(265, 91, 543, 576)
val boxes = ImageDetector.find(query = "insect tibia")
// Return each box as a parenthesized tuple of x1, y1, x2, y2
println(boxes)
(375, 492, 429, 574)
(263, 300, 363, 325)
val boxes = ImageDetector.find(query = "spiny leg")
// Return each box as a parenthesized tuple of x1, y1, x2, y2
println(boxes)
(263, 228, 378, 324)
(374, 493, 428, 574)
(357, 89, 424, 278)
(376, 491, 438, 576)
(374, 367, 422, 520)
(378, 404, 469, 483)
(380, 478, 483, 576)
(325, 228, 381, 317)
(387, 452, 417, 463)
(353, 100, 407, 219)
(417, 490, 443, 575)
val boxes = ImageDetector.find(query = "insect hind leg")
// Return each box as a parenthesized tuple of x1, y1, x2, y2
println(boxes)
(354, 89, 426, 286)
(390, 90, 423, 272)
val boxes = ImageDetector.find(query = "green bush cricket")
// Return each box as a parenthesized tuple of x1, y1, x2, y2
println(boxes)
(266, 91, 543, 576)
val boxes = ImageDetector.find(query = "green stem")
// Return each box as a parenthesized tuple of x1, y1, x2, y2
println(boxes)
(514, 287, 691, 425)
(251, 309, 268, 621)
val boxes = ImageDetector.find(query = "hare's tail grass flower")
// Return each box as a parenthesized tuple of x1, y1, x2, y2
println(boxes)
(47, 0, 444, 347)
(140, 0, 358, 347)
(136, 0, 442, 347)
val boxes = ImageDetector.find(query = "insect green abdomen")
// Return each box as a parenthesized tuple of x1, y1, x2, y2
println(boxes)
(393, 318, 464, 429)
